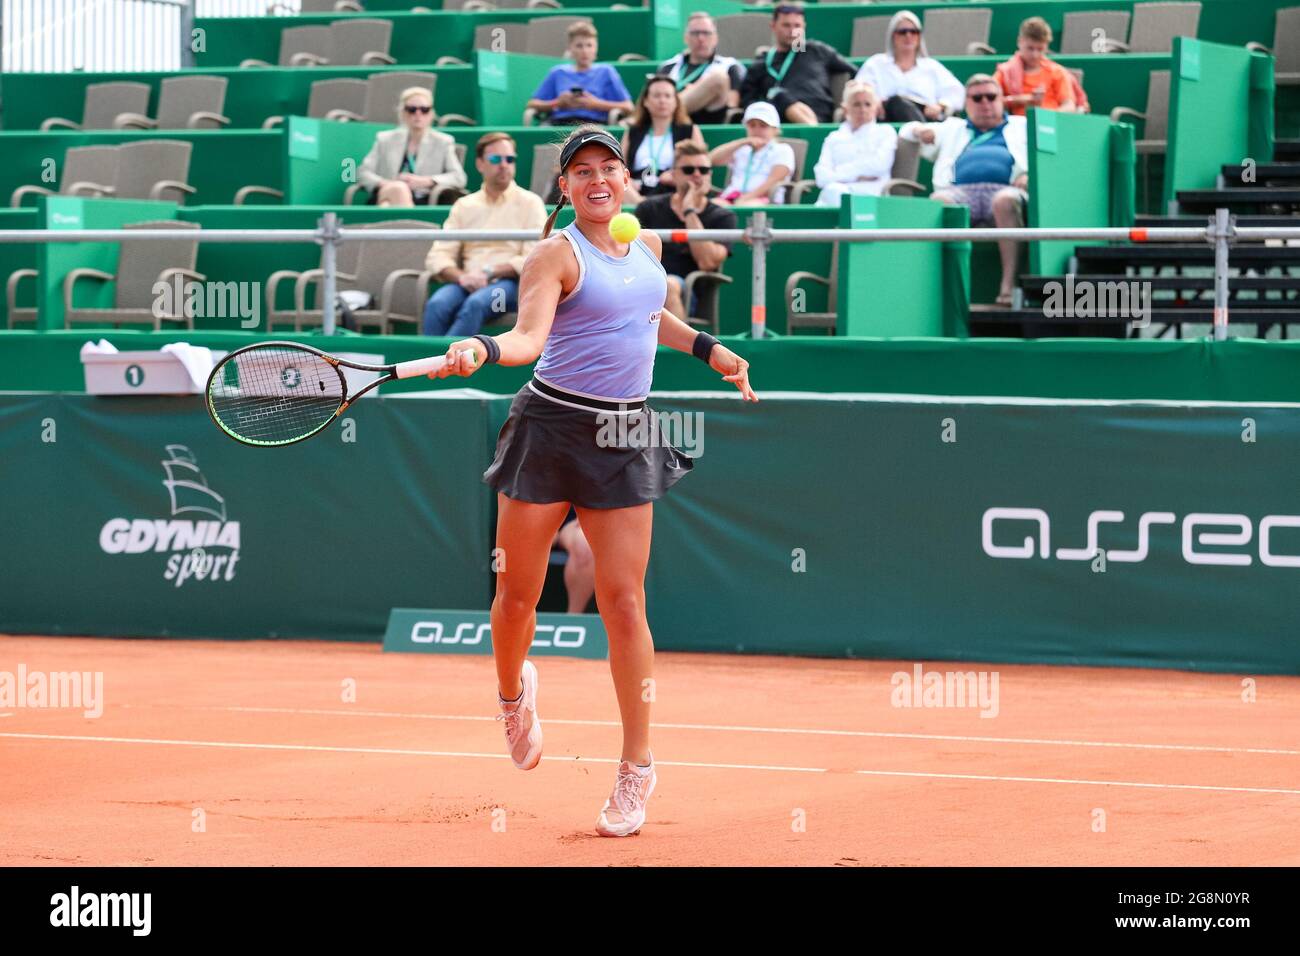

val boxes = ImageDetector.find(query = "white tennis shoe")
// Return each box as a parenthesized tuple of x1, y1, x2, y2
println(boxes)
(596, 754, 656, 837)
(497, 659, 542, 771)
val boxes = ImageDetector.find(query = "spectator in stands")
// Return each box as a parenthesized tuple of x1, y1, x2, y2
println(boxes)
(854, 10, 964, 124)
(740, 3, 857, 125)
(995, 17, 1087, 116)
(620, 76, 707, 205)
(357, 87, 467, 206)
(526, 22, 634, 126)
(635, 140, 737, 320)
(813, 81, 898, 208)
(900, 75, 1028, 305)
(554, 509, 595, 614)
(656, 12, 745, 126)
(710, 101, 795, 206)
(421, 132, 547, 336)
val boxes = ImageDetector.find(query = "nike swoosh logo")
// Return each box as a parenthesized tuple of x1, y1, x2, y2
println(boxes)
(623, 276, 635, 284)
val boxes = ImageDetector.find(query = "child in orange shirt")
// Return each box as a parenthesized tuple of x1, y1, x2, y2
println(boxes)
(994, 17, 1083, 116)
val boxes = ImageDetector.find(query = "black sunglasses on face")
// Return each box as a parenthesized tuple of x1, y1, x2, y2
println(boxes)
(404, 104, 433, 114)
(486, 155, 516, 165)
(678, 165, 712, 175)
(969, 92, 999, 103)
(895, 27, 921, 36)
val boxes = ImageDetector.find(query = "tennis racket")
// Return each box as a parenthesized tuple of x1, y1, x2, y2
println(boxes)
(205, 340, 475, 447)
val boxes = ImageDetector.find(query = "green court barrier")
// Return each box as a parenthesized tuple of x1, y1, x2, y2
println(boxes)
(383, 609, 609, 660)
(1028, 109, 1135, 276)
(791, 0, 1289, 58)
(6, 331, 1300, 402)
(6, 388, 1300, 674)
(0, 64, 478, 132)
(640, 391, 1300, 674)
(0, 208, 40, 329)
(1164, 38, 1275, 210)
(0, 130, 284, 207)
(193, 8, 653, 68)
(0, 393, 492, 641)
(31, 196, 179, 331)
(839, 194, 970, 336)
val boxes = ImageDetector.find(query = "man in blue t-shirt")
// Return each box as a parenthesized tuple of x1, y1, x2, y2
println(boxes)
(527, 22, 634, 126)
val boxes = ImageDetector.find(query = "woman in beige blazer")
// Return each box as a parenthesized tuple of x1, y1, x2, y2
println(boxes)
(357, 87, 468, 206)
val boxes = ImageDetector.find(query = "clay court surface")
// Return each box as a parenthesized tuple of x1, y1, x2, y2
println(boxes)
(1, 634, 1297, 867)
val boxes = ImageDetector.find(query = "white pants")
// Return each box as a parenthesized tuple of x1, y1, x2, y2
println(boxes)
(816, 180, 886, 208)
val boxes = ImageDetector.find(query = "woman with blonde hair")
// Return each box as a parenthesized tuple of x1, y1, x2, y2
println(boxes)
(356, 87, 466, 206)
(619, 75, 706, 204)
(854, 10, 964, 123)
(431, 124, 757, 837)
(813, 81, 898, 208)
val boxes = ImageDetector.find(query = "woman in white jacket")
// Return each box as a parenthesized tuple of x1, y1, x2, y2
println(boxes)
(854, 10, 964, 124)
(813, 81, 898, 208)
(356, 87, 467, 206)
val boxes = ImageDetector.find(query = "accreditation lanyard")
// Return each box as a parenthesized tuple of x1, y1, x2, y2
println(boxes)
(959, 121, 1006, 156)
(740, 143, 770, 191)
(675, 57, 711, 91)
(764, 47, 797, 88)
(646, 129, 672, 176)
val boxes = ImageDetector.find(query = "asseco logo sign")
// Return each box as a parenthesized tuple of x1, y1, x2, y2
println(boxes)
(982, 508, 1300, 567)
(411, 620, 587, 648)
(98, 445, 242, 587)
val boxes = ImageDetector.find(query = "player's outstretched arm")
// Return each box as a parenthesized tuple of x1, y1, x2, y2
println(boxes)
(642, 231, 758, 402)
(431, 239, 569, 377)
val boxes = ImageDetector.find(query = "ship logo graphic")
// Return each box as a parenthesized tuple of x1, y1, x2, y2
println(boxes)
(161, 444, 227, 520)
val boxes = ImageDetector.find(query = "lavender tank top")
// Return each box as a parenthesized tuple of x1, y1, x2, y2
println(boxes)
(533, 222, 668, 400)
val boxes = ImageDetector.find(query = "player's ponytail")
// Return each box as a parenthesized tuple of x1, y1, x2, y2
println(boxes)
(541, 193, 566, 240)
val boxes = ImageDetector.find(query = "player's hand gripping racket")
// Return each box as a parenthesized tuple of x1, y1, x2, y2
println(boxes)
(205, 340, 475, 447)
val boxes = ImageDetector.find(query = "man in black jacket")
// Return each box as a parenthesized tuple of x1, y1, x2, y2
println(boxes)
(740, 3, 857, 125)
(635, 141, 737, 321)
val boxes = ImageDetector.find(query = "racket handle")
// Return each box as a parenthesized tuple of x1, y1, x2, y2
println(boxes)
(394, 348, 478, 380)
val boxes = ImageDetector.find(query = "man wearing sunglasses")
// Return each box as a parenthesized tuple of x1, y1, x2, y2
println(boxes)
(739, 2, 857, 125)
(422, 132, 548, 336)
(634, 141, 736, 321)
(656, 12, 745, 126)
(900, 74, 1029, 306)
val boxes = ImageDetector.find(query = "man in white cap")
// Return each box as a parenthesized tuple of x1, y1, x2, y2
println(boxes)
(708, 101, 796, 205)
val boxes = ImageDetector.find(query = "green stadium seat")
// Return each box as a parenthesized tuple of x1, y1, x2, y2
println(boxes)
(1099, 1, 1201, 54)
(114, 75, 231, 131)
(63, 220, 204, 331)
(9, 145, 118, 209)
(922, 7, 997, 57)
(1059, 11, 1132, 55)
(40, 81, 151, 132)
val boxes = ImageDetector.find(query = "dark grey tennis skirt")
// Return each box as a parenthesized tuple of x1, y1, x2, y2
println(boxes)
(483, 379, 694, 509)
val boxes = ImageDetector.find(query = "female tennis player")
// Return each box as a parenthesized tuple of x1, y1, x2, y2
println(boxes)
(431, 125, 758, 837)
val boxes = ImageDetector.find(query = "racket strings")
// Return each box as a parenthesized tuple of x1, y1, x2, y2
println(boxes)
(208, 347, 345, 445)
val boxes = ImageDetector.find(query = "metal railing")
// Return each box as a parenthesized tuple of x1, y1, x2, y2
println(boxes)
(2, 210, 1298, 341)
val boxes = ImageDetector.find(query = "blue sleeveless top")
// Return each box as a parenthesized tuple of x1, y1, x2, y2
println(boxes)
(533, 222, 668, 401)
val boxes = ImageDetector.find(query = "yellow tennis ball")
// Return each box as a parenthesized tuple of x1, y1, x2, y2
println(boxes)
(609, 212, 641, 244)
